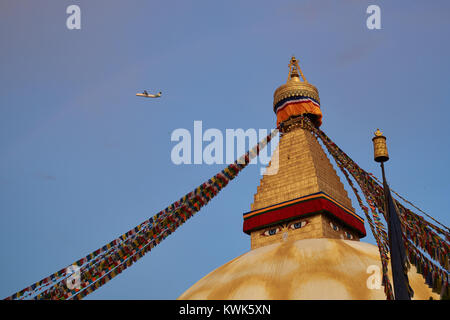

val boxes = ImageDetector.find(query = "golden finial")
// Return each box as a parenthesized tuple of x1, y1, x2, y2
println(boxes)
(374, 129, 383, 137)
(287, 56, 307, 82)
(274, 56, 320, 112)
(372, 129, 389, 163)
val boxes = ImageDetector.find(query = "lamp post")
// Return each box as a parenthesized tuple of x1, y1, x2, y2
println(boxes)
(372, 129, 411, 300)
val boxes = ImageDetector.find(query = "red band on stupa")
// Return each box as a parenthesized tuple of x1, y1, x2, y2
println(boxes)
(243, 192, 366, 237)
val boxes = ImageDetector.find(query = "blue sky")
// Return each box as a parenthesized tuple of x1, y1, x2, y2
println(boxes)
(1, 0, 449, 299)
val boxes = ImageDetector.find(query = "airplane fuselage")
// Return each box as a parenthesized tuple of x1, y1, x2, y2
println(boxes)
(136, 93, 161, 98)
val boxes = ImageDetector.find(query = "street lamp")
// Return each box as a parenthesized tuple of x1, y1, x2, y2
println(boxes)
(372, 129, 411, 300)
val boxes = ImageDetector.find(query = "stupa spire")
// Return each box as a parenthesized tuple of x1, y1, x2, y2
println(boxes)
(243, 56, 365, 250)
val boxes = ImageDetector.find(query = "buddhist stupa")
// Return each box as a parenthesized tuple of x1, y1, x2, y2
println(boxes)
(178, 57, 439, 300)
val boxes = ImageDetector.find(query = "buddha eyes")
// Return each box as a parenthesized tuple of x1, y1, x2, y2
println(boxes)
(290, 221, 308, 230)
(330, 222, 340, 231)
(261, 220, 309, 237)
(262, 227, 281, 237)
(345, 231, 353, 240)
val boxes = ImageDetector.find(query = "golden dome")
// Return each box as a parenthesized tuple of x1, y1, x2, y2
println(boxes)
(273, 56, 320, 110)
(178, 238, 439, 300)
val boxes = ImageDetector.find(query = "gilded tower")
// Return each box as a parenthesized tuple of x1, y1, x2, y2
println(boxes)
(244, 57, 365, 249)
(179, 57, 439, 300)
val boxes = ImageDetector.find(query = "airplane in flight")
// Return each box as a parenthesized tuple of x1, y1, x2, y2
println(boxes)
(136, 90, 162, 98)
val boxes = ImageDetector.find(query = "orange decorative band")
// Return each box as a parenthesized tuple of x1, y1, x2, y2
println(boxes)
(274, 96, 320, 113)
(274, 96, 323, 127)
(243, 192, 366, 237)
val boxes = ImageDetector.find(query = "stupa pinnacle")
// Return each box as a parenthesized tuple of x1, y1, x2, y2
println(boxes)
(244, 56, 364, 249)
(273, 56, 322, 127)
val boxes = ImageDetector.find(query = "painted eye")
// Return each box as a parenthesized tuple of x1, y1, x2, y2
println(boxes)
(290, 221, 308, 230)
(345, 231, 353, 240)
(330, 222, 340, 231)
(262, 227, 281, 236)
